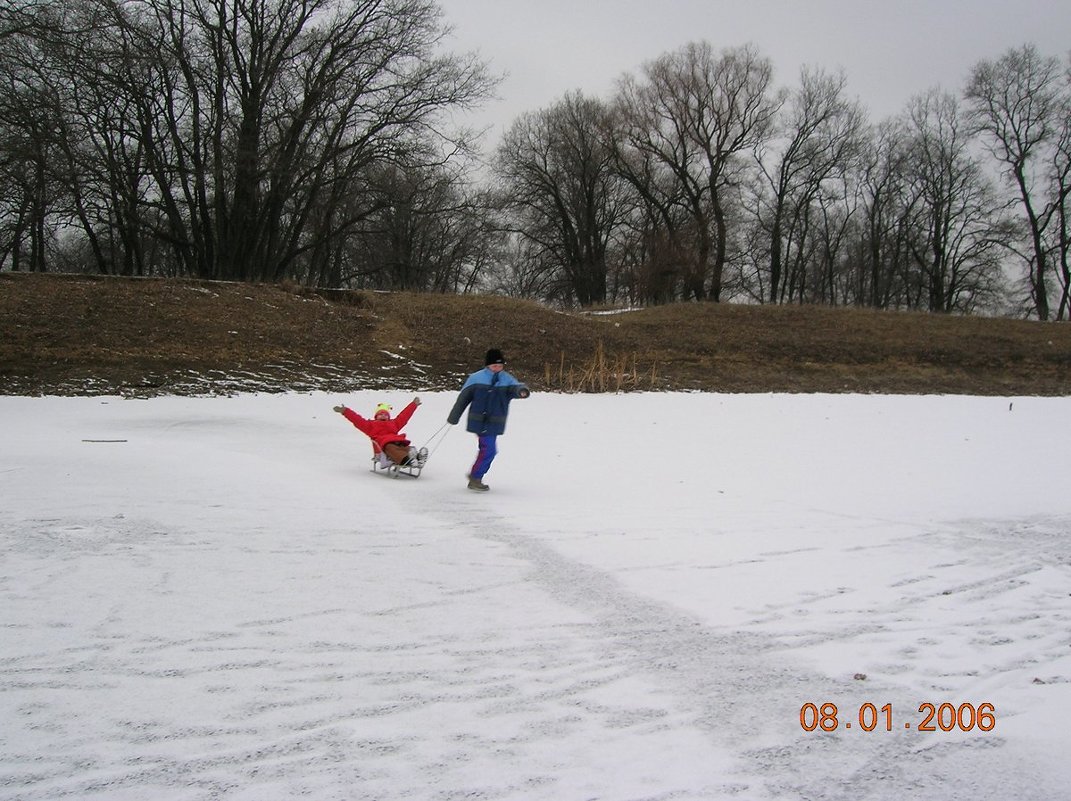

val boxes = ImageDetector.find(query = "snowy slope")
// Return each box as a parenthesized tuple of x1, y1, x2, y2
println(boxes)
(1, 391, 1069, 800)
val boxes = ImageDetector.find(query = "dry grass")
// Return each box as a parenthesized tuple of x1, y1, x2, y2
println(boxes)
(543, 342, 660, 393)
(1, 272, 1069, 396)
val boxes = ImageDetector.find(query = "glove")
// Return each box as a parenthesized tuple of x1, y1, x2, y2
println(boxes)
(332, 405, 344, 413)
(413, 396, 421, 406)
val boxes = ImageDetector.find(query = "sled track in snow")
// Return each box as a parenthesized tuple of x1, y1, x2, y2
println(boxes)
(454, 503, 1071, 801)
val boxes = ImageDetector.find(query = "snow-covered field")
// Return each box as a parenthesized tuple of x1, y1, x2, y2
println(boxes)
(1, 391, 1069, 800)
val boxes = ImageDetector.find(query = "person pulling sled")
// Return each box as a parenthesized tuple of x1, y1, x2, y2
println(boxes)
(333, 397, 429, 477)
(447, 348, 530, 492)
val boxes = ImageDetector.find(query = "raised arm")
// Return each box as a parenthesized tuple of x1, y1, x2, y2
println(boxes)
(337, 406, 373, 436)
(393, 398, 420, 428)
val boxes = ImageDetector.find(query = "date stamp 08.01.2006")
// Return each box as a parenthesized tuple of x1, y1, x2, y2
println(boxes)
(800, 702, 996, 733)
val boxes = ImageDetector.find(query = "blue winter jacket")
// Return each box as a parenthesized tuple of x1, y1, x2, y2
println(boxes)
(447, 367, 530, 435)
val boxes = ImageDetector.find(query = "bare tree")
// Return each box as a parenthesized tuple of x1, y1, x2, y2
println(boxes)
(965, 44, 1070, 320)
(852, 120, 916, 309)
(756, 66, 864, 303)
(2, 0, 493, 285)
(809, 178, 860, 305)
(150, 0, 492, 283)
(902, 89, 1004, 312)
(1051, 56, 1071, 319)
(495, 91, 629, 306)
(336, 158, 497, 293)
(614, 42, 783, 301)
(0, 10, 66, 273)
(606, 118, 693, 303)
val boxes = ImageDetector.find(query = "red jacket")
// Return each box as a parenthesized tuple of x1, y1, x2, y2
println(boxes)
(341, 401, 418, 449)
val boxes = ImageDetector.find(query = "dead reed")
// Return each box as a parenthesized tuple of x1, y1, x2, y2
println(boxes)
(543, 341, 659, 393)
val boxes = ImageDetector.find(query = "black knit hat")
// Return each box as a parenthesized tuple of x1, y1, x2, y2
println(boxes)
(484, 348, 506, 366)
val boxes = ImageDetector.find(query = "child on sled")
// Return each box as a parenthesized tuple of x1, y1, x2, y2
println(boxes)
(333, 397, 426, 468)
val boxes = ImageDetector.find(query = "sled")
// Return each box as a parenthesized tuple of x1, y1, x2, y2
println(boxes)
(370, 442, 429, 479)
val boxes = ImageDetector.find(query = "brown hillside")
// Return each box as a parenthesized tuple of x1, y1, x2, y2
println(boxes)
(1, 272, 1069, 397)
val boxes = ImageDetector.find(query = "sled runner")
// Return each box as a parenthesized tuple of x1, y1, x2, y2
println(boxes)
(370, 442, 429, 479)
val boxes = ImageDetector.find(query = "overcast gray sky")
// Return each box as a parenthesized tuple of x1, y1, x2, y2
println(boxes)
(436, 0, 1071, 142)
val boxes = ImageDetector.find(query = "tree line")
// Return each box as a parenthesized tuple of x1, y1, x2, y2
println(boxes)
(495, 43, 1071, 320)
(2, 1, 1069, 319)
(0, 0, 495, 291)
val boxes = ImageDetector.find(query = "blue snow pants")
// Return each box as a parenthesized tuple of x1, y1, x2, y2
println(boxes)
(469, 433, 498, 479)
